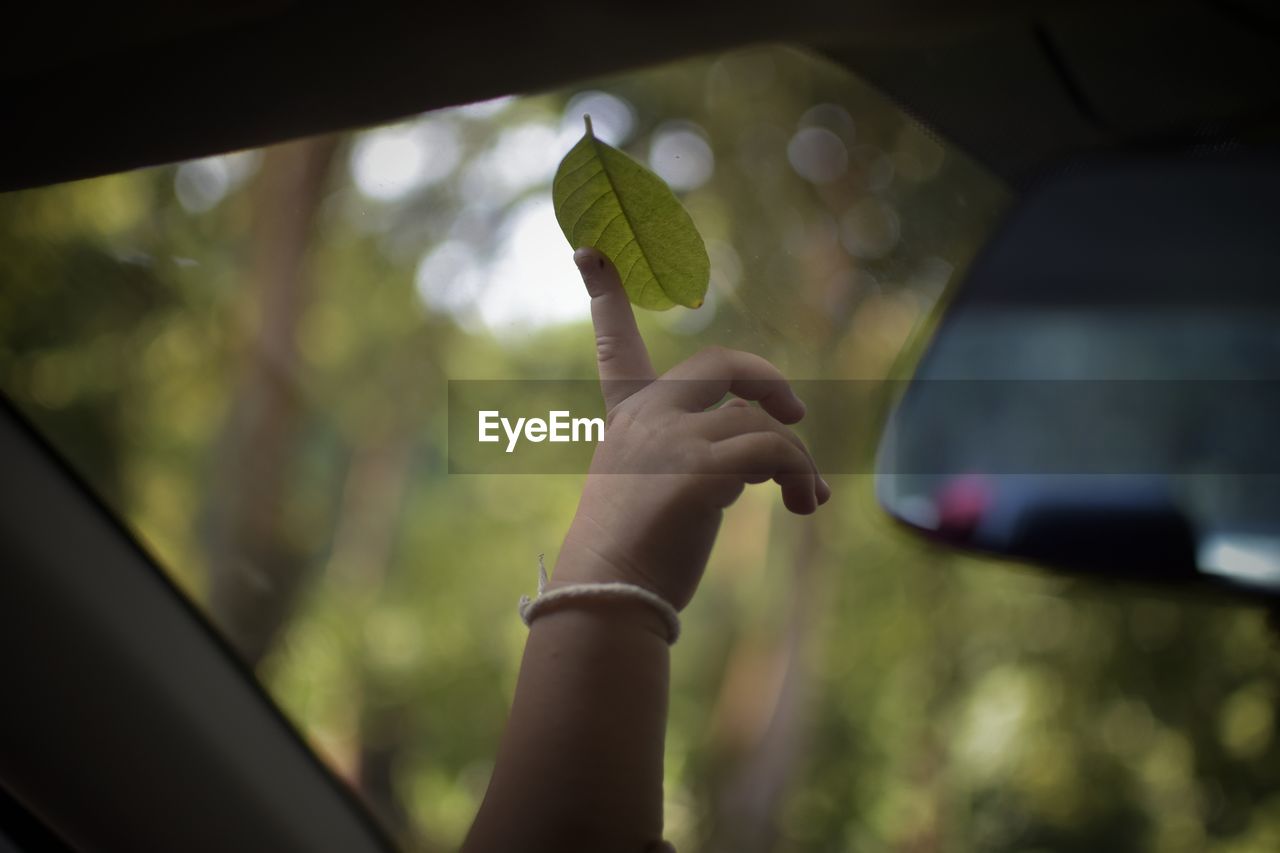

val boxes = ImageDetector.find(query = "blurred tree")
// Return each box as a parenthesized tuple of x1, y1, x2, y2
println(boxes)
(205, 136, 341, 665)
(0, 187, 173, 509)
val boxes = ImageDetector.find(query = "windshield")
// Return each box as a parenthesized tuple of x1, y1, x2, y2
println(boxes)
(5, 44, 1278, 853)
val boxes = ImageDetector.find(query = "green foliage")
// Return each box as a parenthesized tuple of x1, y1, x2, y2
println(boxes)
(553, 115, 709, 310)
(7, 44, 1280, 853)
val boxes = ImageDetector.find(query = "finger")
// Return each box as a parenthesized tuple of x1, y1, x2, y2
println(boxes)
(574, 247, 656, 411)
(696, 406, 831, 506)
(658, 347, 805, 424)
(708, 431, 820, 514)
(695, 405, 816, 463)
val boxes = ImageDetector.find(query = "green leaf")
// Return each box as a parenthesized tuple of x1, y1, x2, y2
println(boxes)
(553, 115, 709, 310)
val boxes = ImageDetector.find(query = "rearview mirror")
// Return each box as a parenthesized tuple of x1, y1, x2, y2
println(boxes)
(875, 150, 1280, 598)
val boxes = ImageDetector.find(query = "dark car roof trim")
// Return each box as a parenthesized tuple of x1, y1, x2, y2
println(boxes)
(4, 2, 1280, 192)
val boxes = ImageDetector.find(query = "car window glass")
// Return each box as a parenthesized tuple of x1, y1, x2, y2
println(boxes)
(5, 44, 1280, 853)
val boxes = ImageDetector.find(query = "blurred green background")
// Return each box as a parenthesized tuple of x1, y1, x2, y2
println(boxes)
(3, 44, 1280, 853)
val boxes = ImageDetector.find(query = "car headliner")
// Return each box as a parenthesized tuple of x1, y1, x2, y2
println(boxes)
(4, 0, 1280, 192)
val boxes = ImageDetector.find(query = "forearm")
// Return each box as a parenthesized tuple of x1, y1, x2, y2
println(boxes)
(463, 596, 671, 853)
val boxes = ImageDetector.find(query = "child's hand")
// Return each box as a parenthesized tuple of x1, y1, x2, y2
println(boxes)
(553, 248, 831, 612)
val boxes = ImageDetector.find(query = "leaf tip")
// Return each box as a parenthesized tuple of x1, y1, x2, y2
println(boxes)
(583, 114, 594, 137)
(690, 297, 704, 309)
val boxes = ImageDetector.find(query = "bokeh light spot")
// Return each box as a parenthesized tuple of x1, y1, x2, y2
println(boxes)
(649, 122, 715, 192)
(787, 127, 849, 184)
(175, 158, 230, 213)
(350, 118, 460, 201)
(562, 90, 636, 146)
(800, 103, 856, 140)
(840, 197, 901, 259)
(1219, 683, 1275, 759)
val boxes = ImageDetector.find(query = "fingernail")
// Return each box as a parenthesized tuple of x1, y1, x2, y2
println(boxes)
(575, 249, 613, 297)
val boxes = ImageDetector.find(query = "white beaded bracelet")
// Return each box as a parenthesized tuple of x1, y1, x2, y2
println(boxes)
(518, 555, 681, 644)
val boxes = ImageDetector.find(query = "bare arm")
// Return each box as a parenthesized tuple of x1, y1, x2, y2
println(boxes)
(463, 249, 830, 852)
(461, 594, 670, 853)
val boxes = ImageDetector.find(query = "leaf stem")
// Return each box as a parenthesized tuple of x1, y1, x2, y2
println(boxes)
(583, 114, 594, 138)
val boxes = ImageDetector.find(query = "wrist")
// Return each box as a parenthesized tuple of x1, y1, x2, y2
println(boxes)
(555, 523, 653, 590)
(541, 541, 679, 642)
(532, 582, 674, 643)
(550, 550, 638, 589)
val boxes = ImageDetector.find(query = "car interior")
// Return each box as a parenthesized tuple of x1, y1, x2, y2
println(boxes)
(4, 2, 1280, 851)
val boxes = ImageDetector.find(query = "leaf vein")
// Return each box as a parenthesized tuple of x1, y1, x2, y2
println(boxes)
(555, 158, 601, 189)
(593, 142, 666, 302)
(555, 164, 603, 202)
(621, 248, 646, 284)
(615, 235, 638, 258)
(593, 210, 627, 244)
(570, 192, 615, 240)
(559, 177, 605, 222)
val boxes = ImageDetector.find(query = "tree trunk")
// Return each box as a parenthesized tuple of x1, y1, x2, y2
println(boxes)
(206, 135, 339, 667)
(708, 521, 824, 853)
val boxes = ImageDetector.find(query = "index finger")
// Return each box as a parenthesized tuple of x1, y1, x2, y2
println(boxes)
(574, 247, 656, 411)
